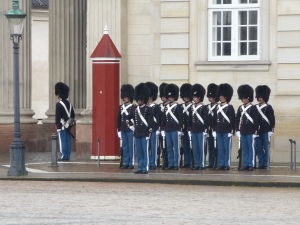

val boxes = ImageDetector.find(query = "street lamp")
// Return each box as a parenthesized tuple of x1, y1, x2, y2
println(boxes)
(6, 0, 28, 176)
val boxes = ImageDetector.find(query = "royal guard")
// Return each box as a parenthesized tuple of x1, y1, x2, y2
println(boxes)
(179, 83, 193, 168)
(145, 82, 161, 170)
(117, 84, 136, 169)
(255, 85, 275, 169)
(55, 82, 75, 161)
(161, 83, 183, 170)
(133, 83, 153, 174)
(206, 83, 219, 168)
(189, 84, 208, 170)
(215, 83, 235, 170)
(158, 83, 169, 168)
(236, 85, 260, 171)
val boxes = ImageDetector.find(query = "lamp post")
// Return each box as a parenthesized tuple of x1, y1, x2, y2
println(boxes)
(6, 0, 28, 176)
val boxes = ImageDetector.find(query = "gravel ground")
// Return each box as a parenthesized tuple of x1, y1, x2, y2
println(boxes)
(0, 181, 300, 225)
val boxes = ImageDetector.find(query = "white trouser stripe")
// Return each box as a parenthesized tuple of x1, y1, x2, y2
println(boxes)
(132, 136, 135, 165)
(178, 134, 180, 166)
(154, 135, 158, 166)
(57, 131, 63, 159)
(146, 138, 149, 171)
(202, 133, 205, 168)
(252, 135, 255, 166)
(228, 136, 232, 166)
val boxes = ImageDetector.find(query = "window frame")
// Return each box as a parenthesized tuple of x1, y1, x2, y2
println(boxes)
(208, 0, 261, 61)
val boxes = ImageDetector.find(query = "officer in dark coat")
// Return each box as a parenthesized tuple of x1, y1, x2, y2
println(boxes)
(55, 82, 75, 161)
(216, 84, 235, 170)
(133, 83, 153, 174)
(206, 83, 219, 168)
(236, 85, 260, 171)
(145, 82, 161, 170)
(161, 84, 183, 170)
(255, 85, 275, 169)
(179, 83, 193, 168)
(189, 84, 208, 170)
(117, 84, 136, 169)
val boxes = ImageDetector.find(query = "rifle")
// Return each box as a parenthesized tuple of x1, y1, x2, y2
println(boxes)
(156, 133, 161, 167)
(213, 135, 218, 168)
(119, 138, 123, 168)
(162, 134, 168, 169)
(237, 137, 242, 169)
(179, 134, 184, 167)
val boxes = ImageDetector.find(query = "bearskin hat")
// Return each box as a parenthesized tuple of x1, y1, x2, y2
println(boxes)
(134, 83, 150, 104)
(121, 84, 134, 102)
(192, 84, 206, 102)
(165, 83, 179, 100)
(145, 82, 158, 101)
(159, 83, 168, 98)
(218, 83, 233, 103)
(55, 82, 69, 99)
(255, 85, 271, 102)
(180, 83, 192, 100)
(207, 83, 219, 100)
(237, 84, 254, 102)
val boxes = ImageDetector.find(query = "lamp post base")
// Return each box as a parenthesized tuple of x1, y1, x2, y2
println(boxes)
(7, 139, 28, 176)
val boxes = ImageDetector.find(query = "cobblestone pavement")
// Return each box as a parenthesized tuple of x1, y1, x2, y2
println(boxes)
(0, 181, 300, 225)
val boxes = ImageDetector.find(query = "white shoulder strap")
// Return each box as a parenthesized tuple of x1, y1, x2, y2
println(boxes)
(137, 106, 148, 127)
(59, 101, 72, 118)
(256, 104, 270, 125)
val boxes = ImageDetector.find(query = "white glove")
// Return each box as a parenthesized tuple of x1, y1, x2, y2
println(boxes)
(188, 131, 192, 138)
(268, 132, 274, 138)
(203, 132, 207, 137)
(156, 130, 160, 136)
(235, 131, 241, 138)
(146, 136, 150, 140)
(228, 133, 233, 138)
(161, 131, 166, 137)
(117, 131, 122, 139)
(212, 131, 216, 138)
(178, 131, 182, 136)
(129, 126, 135, 132)
(253, 134, 259, 138)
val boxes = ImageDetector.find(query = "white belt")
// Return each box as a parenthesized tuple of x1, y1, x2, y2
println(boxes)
(192, 104, 204, 124)
(137, 106, 148, 127)
(256, 104, 269, 125)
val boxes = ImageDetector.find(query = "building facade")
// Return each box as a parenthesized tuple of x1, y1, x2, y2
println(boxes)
(0, 0, 299, 162)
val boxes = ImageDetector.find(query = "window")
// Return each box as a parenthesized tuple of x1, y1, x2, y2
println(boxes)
(208, 0, 260, 61)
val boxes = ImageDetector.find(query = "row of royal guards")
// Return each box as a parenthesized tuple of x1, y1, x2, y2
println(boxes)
(117, 82, 275, 174)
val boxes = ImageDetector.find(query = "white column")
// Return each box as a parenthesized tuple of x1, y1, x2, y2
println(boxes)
(0, 0, 34, 124)
(81, 0, 127, 124)
(47, 0, 87, 122)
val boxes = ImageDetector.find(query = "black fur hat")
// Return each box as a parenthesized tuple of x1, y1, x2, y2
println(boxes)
(238, 84, 254, 102)
(121, 84, 134, 102)
(165, 83, 179, 100)
(192, 84, 206, 102)
(145, 82, 158, 101)
(159, 83, 168, 98)
(180, 83, 192, 100)
(255, 85, 271, 102)
(218, 83, 233, 103)
(55, 82, 69, 99)
(207, 83, 219, 100)
(134, 83, 150, 104)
